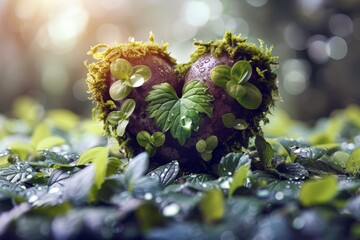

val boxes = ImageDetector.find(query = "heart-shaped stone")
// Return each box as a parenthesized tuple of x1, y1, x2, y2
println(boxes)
(86, 32, 279, 173)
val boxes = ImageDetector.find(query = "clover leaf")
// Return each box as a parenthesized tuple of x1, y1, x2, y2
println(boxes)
(146, 80, 213, 145)
(210, 60, 262, 110)
(106, 99, 136, 137)
(196, 135, 218, 161)
(222, 113, 248, 130)
(109, 58, 151, 100)
(136, 131, 165, 156)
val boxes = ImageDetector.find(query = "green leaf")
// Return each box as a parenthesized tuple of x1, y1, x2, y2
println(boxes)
(128, 74, 145, 87)
(116, 119, 129, 137)
(0, 162, 35, 184)
(146, 81, 213, 145)
(233, 119, 248, 130)
(132, 65, 151, 82)
(196, 139, 206, 153)
(201, 152, 213, 161)
(64, 165, 95, 204)
(346, 148, 360, 175)
(136, 131, 152, 147)
(226, 80, 246, 99)
(228, 164, 250, 198)
(30, 122, 51, 147)
(35, 136, 66, 151)
(107, 111, 121, 125)
(147, 160, 179, 187)
(205, 135, 218, 151)
(106, 157, 123, 177)
(110, 58, 132, 80)
(210, 65, 231, 88)
(120, 99, 136, 118)
(76, 146, 109, 190)
(222, 113, 236, 128)
(230, 60, 252, 83)
(255, 135, 274, 168)
(200, 189, 225, 223)
(125, 152, 149, 189)
(109, 81, 132, 101)
(332, 151, 350, 168)
(218, 153, 251, 177)
(151, 132, 165, 147)
(299, 175, 338, 206)
(236, 82, 262, 110)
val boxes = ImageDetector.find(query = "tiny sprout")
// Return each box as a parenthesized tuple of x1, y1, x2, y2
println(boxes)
(210, 60, 262, 110)
(222, 113, 248, 130)
(106, 99, 136, 137)
(196, 135, 218, 161)
(109, 58, 152, 100)
(136, 131, 165, 156)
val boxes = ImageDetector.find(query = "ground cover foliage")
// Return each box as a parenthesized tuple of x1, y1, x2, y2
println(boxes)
(1, 97, 360, 239)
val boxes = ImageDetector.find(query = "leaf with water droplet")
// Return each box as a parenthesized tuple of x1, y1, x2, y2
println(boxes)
(275, 162, 309, 180)
(218, 153, 251, 177)
(147, 160, 179, 187)
(228, 164, 251, 198)
(0, 162, 36, 184)
(146, 80, 213, 145)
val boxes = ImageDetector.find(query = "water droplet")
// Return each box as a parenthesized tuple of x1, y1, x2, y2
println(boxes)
(292, 217, 305, 230)
(202, 183, 208, 188)
(164, 168, 168, 172)
(294, 176, 299, 180)
(160, 173, 165, 178)
(204, 58, 210, 63)
(163, 203, 180, 217)
(180, 116, 192, 130)
(257, 189, 270, 198)
(275, 191, 284, 200)
(144, 192, 153, 200)
(26, 175, 33, 179)
(219, 180, 230, 189)
(199, 67, 206, 73)
(228, 171, 232, 176)
(28, 195, 38, 203)
(49, 187, 60, 194)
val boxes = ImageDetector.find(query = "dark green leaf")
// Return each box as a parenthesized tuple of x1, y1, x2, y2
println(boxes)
(236, 82, 262, 110)
(275, 163, 309, 180)
(147, 160, 179, 187)
(0, 162, 36, 184)
(218, 153, 251, 177)
(230, 60, 252, 83)
(210, 65, 231, 88)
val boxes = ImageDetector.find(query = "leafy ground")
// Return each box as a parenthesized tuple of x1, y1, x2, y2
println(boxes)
(1, 97, 360, 239)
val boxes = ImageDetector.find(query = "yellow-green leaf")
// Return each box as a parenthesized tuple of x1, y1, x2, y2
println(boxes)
(200, 189, 225, 223)
(8, 142, 35, 160)
(30, 122, 51, 147)
(228, 164, 250, 198)
(35, 136, 66, 151)
(299, 175, 338, 206)
(46, 109, 80, 131)
(346, 148, 360, 175)
(77, 147, 109, 189)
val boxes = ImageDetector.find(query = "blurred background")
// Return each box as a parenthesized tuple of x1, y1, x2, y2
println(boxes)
(0, 0, 359, 123)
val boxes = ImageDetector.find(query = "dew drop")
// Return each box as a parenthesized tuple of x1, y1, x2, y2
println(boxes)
(202, 183, 208, 188)
(144, 192, 153, 200)
(163, 203, 180, 217)
(180, 116, 192, 130)
(292, 217, 305, 230)
(199, 67, 206, 73)
(204, 58, 210, 63)
(275, 191, 284, 200)
(28, 195, 38, 203)
(220, 180, 230, 189)
(257, 189, 270, 198)
(228, 171, 232, 176)
(49, 187, 60, 194)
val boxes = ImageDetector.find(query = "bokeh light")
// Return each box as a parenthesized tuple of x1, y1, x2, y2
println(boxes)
(0, 0, 360, 122)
